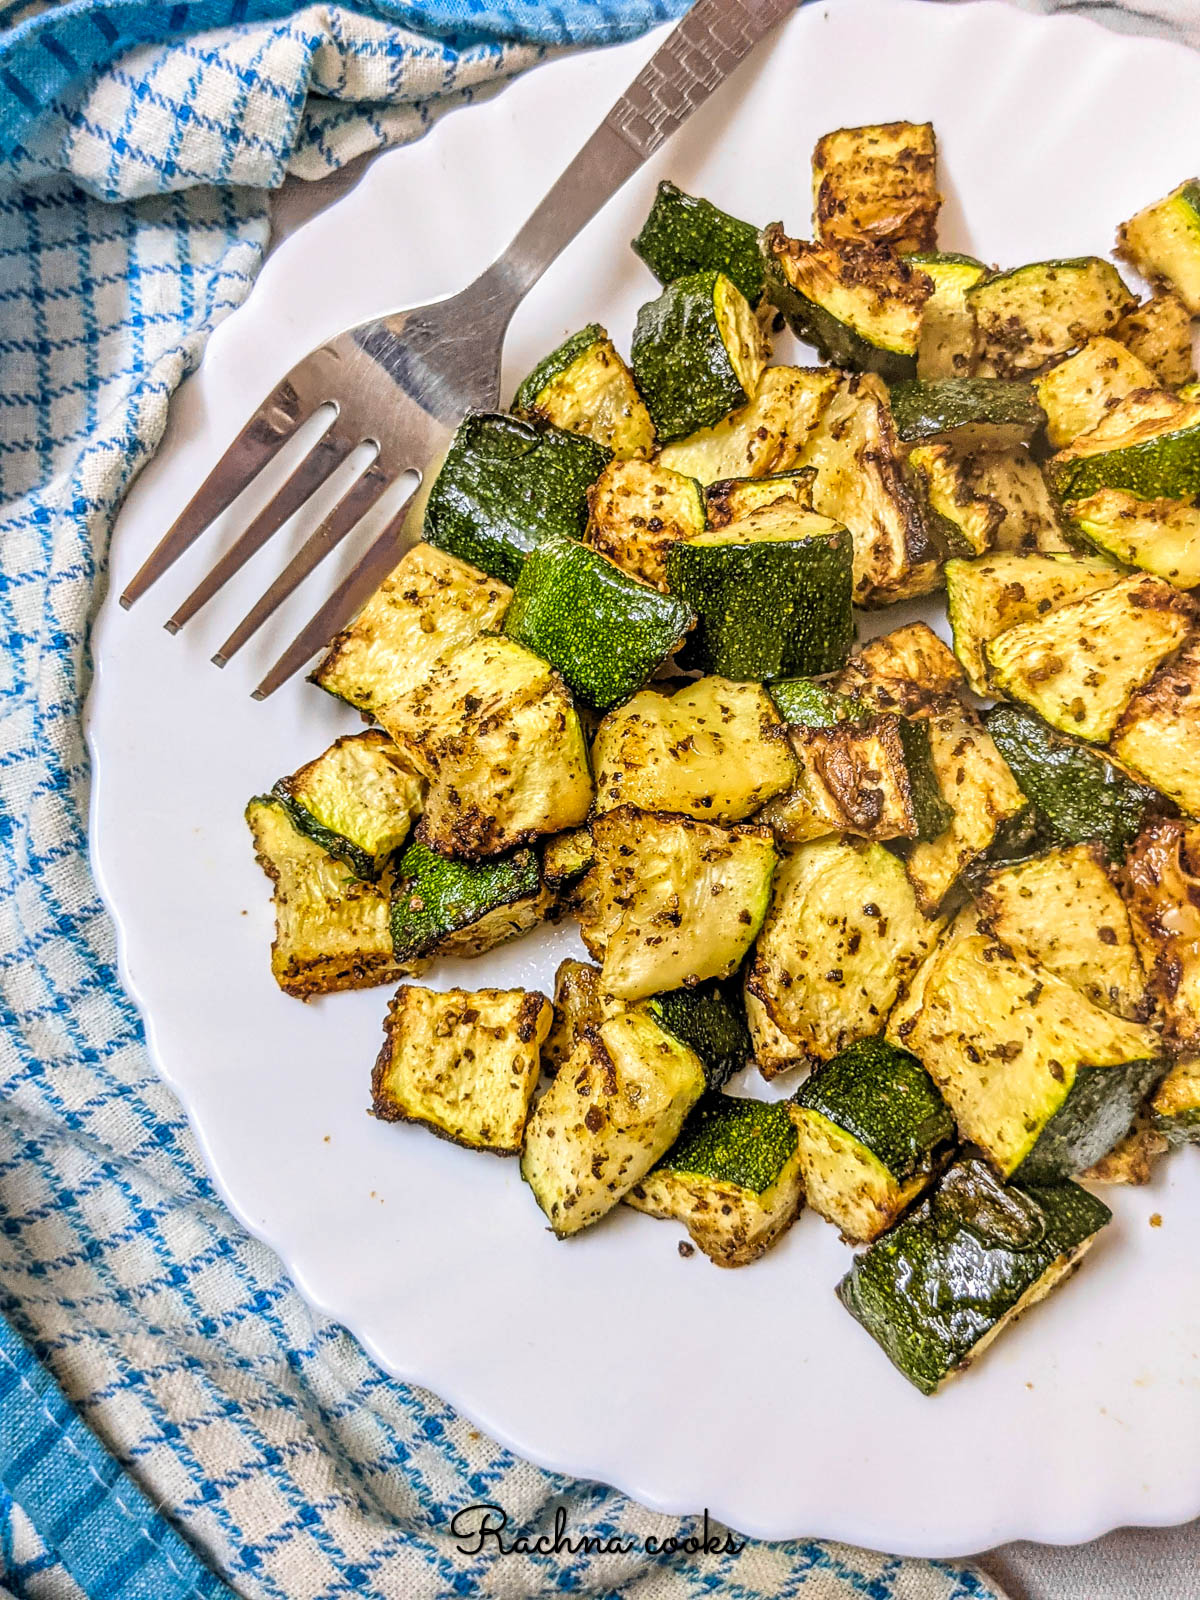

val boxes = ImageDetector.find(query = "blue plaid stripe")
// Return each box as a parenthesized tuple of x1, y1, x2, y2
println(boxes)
(3, 0, 1191, 1595)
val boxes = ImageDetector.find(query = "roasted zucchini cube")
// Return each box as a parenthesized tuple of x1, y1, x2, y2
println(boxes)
(389, 838, 550, 963)
(1113, 638, 1200, 813)
(502, 533, 694, 712)
(903, 703, 1029, 914)
(968, 258, 1135, 379)
(1152, 1057, 1200, 1144)
(592, 676, 796, 822)
(584, 457, 705, 591)
(746, 837, 945, 1076)
(632, 179, 765, 306)
(945, 552, 1119, 697)
(1067, 489, 1200, 590)
(424, 412, 609, 585)
(310, 542, 511, 717)
(631, 270, 766, 443)
(986, 572, 1194, 745)
(890, 378, 1045, 453)
(833, 621, 966, 717)
(1115, 291, 1196, 387)
(761, 225, 931, 381)
(246, 796, 410, 998)
(626, 1093, 804, 1267)
(1032, 337, 1159, 450)
(837, 1157, 1111, 1395)
(905, 250, 989, 379)
(543, 959, 610, 1075)
(907, 443, 1001, 559)
(798, 373, 940, 604)
(1047, 388, 1200, 504)
(1117, 180, 1200, 315)
(888, 912, 1164, 1180)
(811, 121, 940, 254)
(703, 468, 815, 528)
(658, 365, 839, 484)
(792, 1038, 954, 1243)
(379, 634, 593, 857)
(977, 844, 1148, 1020)
(987, 703, 1160, 862)
(578, 808, 776, 1002)
(520, 1006, 706, 1236)
(964, 448, 1071, 555)
(513, 323, 655, 460)
(647, 976, 752, 1092)
(540, 827, 595, 896)
(272, 730, 425, 881)
(665, 504, 853, 681)
(1124, 819, 1200, 1051)
(372, 985, 551, 1154)
(760, 712, 950, 848)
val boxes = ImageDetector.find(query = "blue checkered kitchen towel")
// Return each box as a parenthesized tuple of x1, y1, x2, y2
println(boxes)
(0, 1, 1196, 1596)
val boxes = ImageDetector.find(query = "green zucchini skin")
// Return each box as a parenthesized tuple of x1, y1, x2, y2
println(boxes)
(1048, 417, 1200, 504)
(648, 973, 752, 1091)
(390, 838, 540, 962)
(665, 524, 854, 681)
(795, 1038, 953, 1184)
(768, 677, 864, 728)
(1016, 1058, 1166, 1182)
(424, 412, 610, 585)
(514, 323, 605, 413)
(272, 789, 376, 882)
(888, 378, 1045, 448)
(653, 1091, 797, 1191)
(502, 533, 694, 711)
(632, 180, 765, 306)
(631, 270, 756, 443)
(837, 1158, 1112, 1394)
(987, 704, 1161, 862)
(896, 718, 955, 842)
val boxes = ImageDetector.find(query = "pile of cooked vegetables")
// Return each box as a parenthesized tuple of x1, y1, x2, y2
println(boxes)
(247, 124, 1200, 1395)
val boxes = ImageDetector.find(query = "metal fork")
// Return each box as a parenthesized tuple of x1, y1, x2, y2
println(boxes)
(120, 0, 797, 699)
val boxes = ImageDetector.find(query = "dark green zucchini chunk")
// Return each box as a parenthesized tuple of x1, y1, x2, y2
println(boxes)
(888, 912, 1164, 1180)
(389, 837, 549, 963)
(968, 258, 1135, 378)
(793, 1038, 954, 1242)
(1047, 389, 1200, 504)
(665, 503, 853, 681)
(372, 984, 552, 1155)
(424, 412, 610, 585)
(1152, 1058, 1200, 1144)
(889, 378, 1045, 451)
(503, 533, 694, 711)
(987, 703, 1160, 862)
(626, 1092, 804, 1266)
(837, 1157, 1112, 1394)
(521, 1005, 706, 1236)
(632, 179, 765, 305)
(273, 730, 424, 881)
(631, 269, 766, 443)
(513, 323, 655, 460)
(768, 677, 862, 728)
(647, 974, 751, 1091)
(761, 224, 930, 380)
(1117, 180, 1200, 316)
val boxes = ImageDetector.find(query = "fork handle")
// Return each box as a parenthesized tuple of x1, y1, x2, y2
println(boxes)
(487, 0, 798, 304)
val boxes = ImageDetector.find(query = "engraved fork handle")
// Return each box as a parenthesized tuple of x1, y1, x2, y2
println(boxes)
(487, 0, 798, 305)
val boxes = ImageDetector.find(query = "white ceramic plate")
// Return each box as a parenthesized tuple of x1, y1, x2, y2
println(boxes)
(88, 0, 1200, 1556)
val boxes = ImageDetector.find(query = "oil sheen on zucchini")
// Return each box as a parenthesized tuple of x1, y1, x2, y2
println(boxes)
(889, 378, 1045, 451)
(631, 269, 765, 442)
(632, 179, 765, 305)
(837, 1157, 1111, 1394)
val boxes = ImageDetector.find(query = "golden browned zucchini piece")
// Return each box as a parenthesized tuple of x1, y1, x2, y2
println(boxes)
(379, 634, 592, 857)
(1033, 337, 1160, 450)
(372, 985, 552, 1154)
(1115, 292, 1196, 387)
(273, 730, 425, 881)
(812, 122, 940, 254)
(246, 796, 412, 999)
(833, 621, 965, 716)
(1123, 818, 1200, 1050)
(658, 365, 840, 484)
(584, 457, 705, 589)
(1112, 638, 1200, 812)
(543, 959, 610, 1074)
(1117, 181, 1200, 315)
(311, 543, 511, 716)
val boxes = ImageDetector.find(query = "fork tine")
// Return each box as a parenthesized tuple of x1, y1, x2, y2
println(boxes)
(211, 463, 391, 667)
(120, 378, 304, 609)
(164, 429, 356, 634)
(251, 485, 420, 701)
